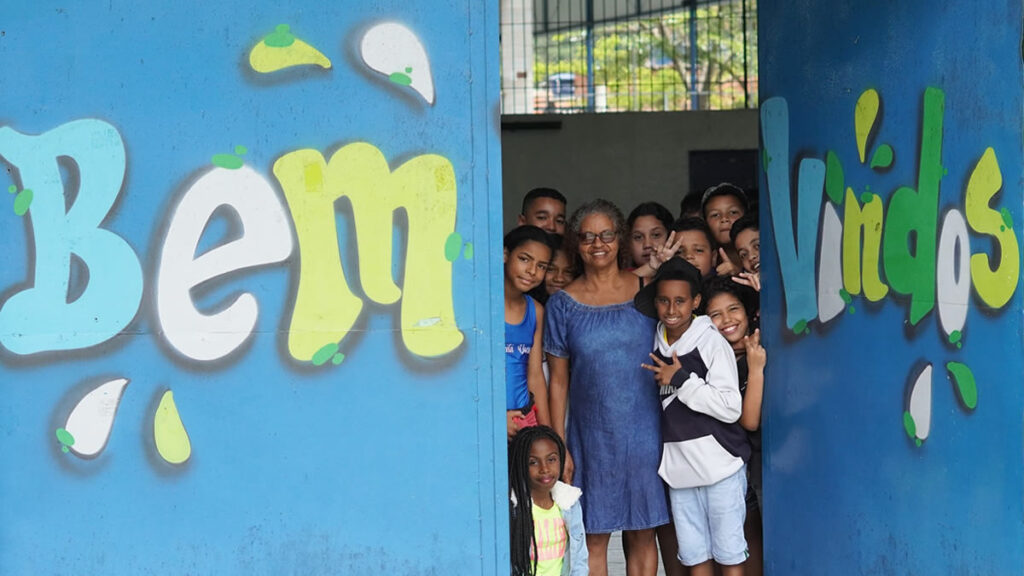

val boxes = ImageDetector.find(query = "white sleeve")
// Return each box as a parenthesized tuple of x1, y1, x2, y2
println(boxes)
(673, 336, 742, 423)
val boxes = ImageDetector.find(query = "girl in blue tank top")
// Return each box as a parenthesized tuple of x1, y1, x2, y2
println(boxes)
(505, 226, 556, 439)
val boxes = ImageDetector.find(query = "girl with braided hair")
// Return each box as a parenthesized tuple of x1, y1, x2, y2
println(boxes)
(509, 426, 588, 576)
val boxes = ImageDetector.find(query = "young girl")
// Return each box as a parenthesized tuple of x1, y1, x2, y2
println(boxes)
(702, 276, 766, 576)
(506, 226, 555, 438)
(509, 425, 588, 576)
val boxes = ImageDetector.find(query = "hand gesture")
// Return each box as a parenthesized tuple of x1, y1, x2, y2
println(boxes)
(733, 271, 761, 292)
(648, 231, 684, 270)
(744, 328, 766, 371)
(641, 351, 682, 387)
(716, 248, 741, 277)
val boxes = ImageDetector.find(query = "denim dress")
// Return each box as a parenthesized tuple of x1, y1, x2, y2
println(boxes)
(544, 291, 669, 533)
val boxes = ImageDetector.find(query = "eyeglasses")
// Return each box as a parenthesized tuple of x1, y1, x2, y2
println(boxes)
(579, 230, 617, 245)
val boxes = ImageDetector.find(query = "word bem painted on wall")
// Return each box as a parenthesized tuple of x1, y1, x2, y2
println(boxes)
(0, 120, 464, 365)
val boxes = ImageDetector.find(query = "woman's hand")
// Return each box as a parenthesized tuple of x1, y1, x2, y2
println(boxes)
(563, 449, 575, 485)
(641, 351, 681, 387)
(733, 271, 761, 292)
(744, 329, 766, 371)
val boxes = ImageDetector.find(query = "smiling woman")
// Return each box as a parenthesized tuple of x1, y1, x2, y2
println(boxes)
(544, 199, 667, 576)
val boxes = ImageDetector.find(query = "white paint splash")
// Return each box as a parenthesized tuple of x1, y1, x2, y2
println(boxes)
(360, 22, 435, 105)
(62, 378, 129, 458)
(908, 364, 932, 442)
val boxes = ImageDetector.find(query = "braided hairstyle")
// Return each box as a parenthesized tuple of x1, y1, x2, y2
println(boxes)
(509, 426, 567, 576)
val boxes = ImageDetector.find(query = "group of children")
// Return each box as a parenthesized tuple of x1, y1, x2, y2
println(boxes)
(506, 185, 765, 576)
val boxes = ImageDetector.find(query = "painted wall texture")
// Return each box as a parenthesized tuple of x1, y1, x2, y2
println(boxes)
(759, 2, 1024, 573)
(0, 2, 506, 574)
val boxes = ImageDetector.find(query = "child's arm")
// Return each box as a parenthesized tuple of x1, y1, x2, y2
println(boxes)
(547, 353, 573, 483)
(739, 328, 765, 431)
(528, 303, 551, 427)
(671, 337, 743, 423)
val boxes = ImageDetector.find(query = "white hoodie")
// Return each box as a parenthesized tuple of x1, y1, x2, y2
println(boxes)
(652, 315, 750, 489)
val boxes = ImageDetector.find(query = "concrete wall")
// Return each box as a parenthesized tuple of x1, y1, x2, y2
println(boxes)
(759, 1, 1024, 573)
(0, 3, 506, 574)
(501, 110, 759, 226)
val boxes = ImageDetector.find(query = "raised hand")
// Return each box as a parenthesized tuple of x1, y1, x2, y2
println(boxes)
(733, 271, 761, 292)
(640, 351, 682, 387)
(744, 328, 766, 371)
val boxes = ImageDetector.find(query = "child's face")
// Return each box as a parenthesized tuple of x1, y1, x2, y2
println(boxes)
(676, 230, 716, 277)
(704, 195, 746, 246)
(504, 240, 552, 294)
(705, 292, 750, 349)
(654, 279, 700, 341)
(545, 249, 576, 295)
(519, 197, 566, 235)
(528, 438, 561, 497)
(735, 227, 760, 274)
(629, 215, 669, 267)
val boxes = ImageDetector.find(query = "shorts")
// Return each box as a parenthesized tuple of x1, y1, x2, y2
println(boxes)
(669, 465, 748, 567)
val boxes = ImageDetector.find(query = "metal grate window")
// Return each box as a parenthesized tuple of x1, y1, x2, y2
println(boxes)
(500, 0, 758, 114)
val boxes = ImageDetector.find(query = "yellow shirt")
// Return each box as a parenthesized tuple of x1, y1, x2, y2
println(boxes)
(531, 502, 567, 576)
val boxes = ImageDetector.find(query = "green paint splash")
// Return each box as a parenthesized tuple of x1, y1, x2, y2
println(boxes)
(212, 154, 244, 169)
(444, 232, 463, 262)
(55, 427, 75, 454)
(7, 185, 15, 194)
(331, 352, 346, 365)
(234, 145, 248, 156)
(389, 68, 414, 86)
(859, 192, 873, 204)
(264, 24, 296, 48)
(948, 330, 962, 344)
(1000, 208, 1013, 229)
(946, 361, 977, 410)
(838, 288, 852, 304)
(824, 151, 844, 204)
(902, 410, 916, 439)
(847, 306, 855, 314)
(791, 319, 808, 335)
(13, 189, 33, 216)
(312, 342, 340, 366)
(870, 144, 894, 169)
(463, 242, 474, 260)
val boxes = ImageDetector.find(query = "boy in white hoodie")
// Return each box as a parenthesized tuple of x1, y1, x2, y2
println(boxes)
(634, 257, 750, 576)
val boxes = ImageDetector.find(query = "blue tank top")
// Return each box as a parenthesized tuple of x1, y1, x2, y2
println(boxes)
(505, 295, 537, 411)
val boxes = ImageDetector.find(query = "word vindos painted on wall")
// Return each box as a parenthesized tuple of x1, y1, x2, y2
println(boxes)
(762, 87, 1019, 447)
(0, 120, 464, 365)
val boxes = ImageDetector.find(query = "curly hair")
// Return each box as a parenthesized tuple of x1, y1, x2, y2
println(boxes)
(564, 198, 630, 270)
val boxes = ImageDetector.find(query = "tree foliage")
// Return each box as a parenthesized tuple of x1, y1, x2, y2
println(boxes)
(532, 1, 757, 112)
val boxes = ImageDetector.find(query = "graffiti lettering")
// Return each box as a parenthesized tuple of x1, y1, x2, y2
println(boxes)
(274, 143, 463, 362)
(0, 125, 463, 365)
(0, 120, 144, 355)
(156, 166, 294, 361)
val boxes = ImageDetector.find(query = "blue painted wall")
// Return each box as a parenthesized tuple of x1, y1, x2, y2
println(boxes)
(0, 2, 506, 574)
(759, 2, 1024, 573)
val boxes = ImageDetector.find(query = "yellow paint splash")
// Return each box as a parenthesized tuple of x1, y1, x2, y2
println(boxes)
(249, 25, 331, 74)
(154, 390, 191, 465)
(855, 89, 880, 164)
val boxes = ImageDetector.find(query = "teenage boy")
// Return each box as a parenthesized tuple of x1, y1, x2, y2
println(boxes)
(518, 187, 567, 235)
